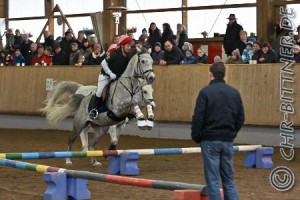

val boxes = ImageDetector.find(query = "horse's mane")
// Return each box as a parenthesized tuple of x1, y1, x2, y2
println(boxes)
(128, 47, 149, 60)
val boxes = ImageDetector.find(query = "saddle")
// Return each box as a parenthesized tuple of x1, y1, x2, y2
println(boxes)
(88, 85, 110, 114)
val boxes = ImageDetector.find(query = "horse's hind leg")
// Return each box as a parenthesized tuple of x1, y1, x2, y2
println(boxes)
(89, 125, 109, 167)
(65, 121, 87, 166)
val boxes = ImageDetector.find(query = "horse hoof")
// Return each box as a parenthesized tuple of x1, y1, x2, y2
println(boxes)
(138, 126, 147, 130)
(93, 162, 102, 167)
(65, 161, 73, 167)
(137, 119, 147, 127)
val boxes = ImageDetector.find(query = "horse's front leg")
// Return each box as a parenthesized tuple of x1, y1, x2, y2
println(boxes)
(134, 105, 147, 130)
(146, 104, 155, 130)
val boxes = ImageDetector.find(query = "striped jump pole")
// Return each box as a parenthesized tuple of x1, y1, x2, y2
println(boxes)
(0, 158, 207, 199)
(0, 145, 263, 160)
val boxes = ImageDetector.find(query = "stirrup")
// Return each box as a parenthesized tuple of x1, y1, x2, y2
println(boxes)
(89, 108, 99, 119)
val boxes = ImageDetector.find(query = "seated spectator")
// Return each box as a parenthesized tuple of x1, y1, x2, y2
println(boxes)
(31, 45, 44, 66)
(69, 42, 80, 65)
(151, 42, 164, 65)
(0, 50, 7, 65)
(182, 42, 193, 52)
(213, 55, 222, 63)
(225, 49, 244, 64)
(193, 48, 208, 64)
(43, 30, 55, 50)
(88, 43, 106, 65)
(13, 49, 25, 66)
(75, 53, 86, 67)
(52, 43, 69, 65)
(160, 40, 184, 65)
(42, 46, 53, 66)
(293, 45, 300, 63)
(234, 30, 248, 56)
(80, 39, 92, 63)
(242, 42, 254, 63)
(251, 41, 262, 62)
(182, 50, 195, 64)
(14, 29, 22, 50)
(5, 54, 14, 66)
(258, 42, 277, 63)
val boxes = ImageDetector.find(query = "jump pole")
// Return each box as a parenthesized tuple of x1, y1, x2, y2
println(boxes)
(0, 145, 263, 159)
(0, 158, 207, 199)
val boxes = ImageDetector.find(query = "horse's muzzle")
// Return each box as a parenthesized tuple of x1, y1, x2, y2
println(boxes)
(146, 73, 156, 84)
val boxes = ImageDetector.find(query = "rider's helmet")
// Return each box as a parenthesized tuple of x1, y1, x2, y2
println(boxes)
(118, 35, 132, 46)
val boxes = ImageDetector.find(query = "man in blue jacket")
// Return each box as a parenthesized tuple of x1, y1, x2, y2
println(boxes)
(191, 62, 244, 200)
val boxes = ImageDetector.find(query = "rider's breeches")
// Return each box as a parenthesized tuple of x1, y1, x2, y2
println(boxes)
(96, 74, 110, 97)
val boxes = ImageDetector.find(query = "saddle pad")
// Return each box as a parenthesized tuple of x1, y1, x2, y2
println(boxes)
(88, 95, 109, 113)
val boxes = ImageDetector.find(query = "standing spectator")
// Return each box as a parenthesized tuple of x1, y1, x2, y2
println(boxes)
(151, 42, 164, 65)
(42, 46, 53, 66)
(112, 35, 119, 44)
(25, 43, 37, 65)
(5, 28, 15, 48)
(139, 28, 149, 48)
(160, 23, 174, 51)
(182, 42, 193, 52)
(193, 48, 208, 64)
(43, 30, 55, 50)
(14, 29, 23, 50)
(191, 62, 244, 200)
(80, 38, 92, 64)
(242, 42, 254, 63)
(225, 49, 243, 64)
(20, 33, 34, 60)
(31, 45, 44, 66)
(251, 41, 262, 62)
(76, 30, 86, 50)
(224, 14, 243, 57)
(159, 40, 184, 65)
(182, 50, 195, 64)
(69, 42, 80, 65)
(148, 22, 161, 51)
(176, 23, 188, 51)
(52, 43, 69, 65)
(292, 45, 300, 63)
(88, 43, 106, 65)
(13, 49, 25, 66)
(234, 30, 248, 56)
(258, 42, 277, 63)
(60, 30, 76, 57)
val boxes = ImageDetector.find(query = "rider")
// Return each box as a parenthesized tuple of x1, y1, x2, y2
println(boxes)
(89, 35, 133, 119)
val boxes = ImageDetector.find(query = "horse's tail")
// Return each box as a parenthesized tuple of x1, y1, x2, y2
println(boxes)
(46, 94, 85, 126)
(40, 81, 82, 115)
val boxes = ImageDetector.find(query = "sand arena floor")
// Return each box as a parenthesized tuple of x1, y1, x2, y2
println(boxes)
(0, 129, 299, 200)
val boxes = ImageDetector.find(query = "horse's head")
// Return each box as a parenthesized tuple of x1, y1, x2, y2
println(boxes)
(135, 47, 156, 84)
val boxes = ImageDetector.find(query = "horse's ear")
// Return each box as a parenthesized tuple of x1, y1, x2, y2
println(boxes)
(138, 78, 147, 86)
(136, 47, 142, 54)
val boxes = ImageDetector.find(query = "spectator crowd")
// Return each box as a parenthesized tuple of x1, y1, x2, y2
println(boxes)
(1, 14, 300, 67)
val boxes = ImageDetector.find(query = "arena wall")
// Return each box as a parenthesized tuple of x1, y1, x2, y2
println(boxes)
(0, 63, 299, 126)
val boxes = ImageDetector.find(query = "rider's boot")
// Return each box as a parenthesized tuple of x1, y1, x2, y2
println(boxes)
(89, 96, 102, 119)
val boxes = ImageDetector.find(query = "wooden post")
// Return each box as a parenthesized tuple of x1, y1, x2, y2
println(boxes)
(256, 0, 275, 43)
(44, 0, 54, 34)
(182, 0, 188, 30)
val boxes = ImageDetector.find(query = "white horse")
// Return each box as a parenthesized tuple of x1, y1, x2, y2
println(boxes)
(41, 79, 155, 153)
(41, 48, 155, 166)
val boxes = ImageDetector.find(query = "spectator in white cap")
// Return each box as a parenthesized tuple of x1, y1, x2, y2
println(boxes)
(89, 35, 133, 119)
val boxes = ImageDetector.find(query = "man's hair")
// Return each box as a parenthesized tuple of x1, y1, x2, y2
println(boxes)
(210, 62, 226, 79)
